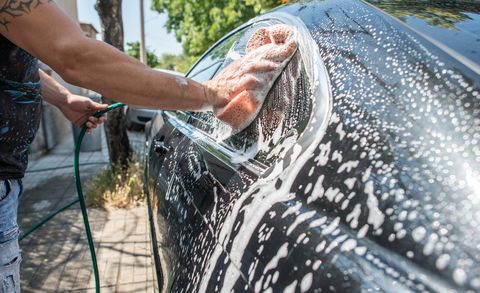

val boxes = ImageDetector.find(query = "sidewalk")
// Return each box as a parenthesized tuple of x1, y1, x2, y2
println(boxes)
(18, 129, 155, 292)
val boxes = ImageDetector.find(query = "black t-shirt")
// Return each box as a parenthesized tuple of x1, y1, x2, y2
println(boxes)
(0, 34, 42, 179)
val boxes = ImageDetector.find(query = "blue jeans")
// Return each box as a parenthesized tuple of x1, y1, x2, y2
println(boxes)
(0, 180, 22, 293)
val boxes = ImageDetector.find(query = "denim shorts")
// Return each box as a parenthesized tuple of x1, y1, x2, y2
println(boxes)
(0, 179, 22, 293)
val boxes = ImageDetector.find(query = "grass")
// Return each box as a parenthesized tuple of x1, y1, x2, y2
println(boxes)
(85, 157, 145, 209)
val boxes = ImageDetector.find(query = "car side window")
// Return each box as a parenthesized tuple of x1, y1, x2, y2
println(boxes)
(187, 28, 246, 83)
(189, 21, 313, 167)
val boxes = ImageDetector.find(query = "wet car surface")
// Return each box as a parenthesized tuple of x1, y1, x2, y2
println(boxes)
(144, 0, 480, 292)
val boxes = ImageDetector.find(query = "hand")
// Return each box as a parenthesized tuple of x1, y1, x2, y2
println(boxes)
(203, 24, 297, 130)
(60, 94, 108, 133)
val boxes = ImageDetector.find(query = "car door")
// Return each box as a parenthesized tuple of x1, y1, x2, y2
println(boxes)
(159, 17, 324, 292)
(148, 13, 413, 292)
(147, 16, 320, 291)
(148, 2, 480, 293)
(145, 25, 255, 292)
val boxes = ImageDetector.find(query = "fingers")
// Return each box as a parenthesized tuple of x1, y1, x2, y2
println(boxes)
(85, 101, 108, 132)
(229, 75, 261, 98)
(91, 102, 108, 111)
(73, 114, 89, 127)
(85, 117, 98, 130)
(85, 101, 108, 112)
(88, 116, 100, 125)
(85, 122, 95, 133)
(85, 114, 107, 132)
(242, 60, 279, 73)
(242, 76, 261, 90)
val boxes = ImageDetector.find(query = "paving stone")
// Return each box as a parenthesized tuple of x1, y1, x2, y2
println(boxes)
(18, 132, 154, 292)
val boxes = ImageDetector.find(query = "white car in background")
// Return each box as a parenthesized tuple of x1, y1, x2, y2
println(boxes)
(125, 68, 183, 130)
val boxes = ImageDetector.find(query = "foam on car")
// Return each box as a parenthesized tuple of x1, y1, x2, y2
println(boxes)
(197, 12, 333, 292)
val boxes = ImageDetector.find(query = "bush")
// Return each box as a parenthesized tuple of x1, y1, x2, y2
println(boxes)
(85, 157, 144, 208)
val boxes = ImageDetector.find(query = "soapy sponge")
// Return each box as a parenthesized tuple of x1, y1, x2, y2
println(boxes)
(214, 24, 298, 132)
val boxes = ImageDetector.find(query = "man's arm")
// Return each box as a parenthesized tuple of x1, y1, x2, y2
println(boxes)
(0, 0, 295, 117)
(0, 0, 213, 110)
(39, 70, 107, 131)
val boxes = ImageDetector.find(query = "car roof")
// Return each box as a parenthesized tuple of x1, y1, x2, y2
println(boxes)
(362, 1, 479, 70)
(269, 0, 479, 74)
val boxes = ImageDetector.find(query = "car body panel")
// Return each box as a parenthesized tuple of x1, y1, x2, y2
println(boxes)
(126, 107, 158, 125)
(146, 0, 480, 292)
(365, 0, 480, 73)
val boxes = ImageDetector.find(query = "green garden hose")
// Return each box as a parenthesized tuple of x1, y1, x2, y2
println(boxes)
(20, 102, 126, 293)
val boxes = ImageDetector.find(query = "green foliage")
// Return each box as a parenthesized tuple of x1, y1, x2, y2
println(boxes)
(157, 53, 197, 73)
(151, 0, 291, 58)
(85, 156, 144, 208)
(125, 41, 160, 68)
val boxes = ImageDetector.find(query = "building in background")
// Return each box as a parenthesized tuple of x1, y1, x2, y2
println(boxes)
(80, 23, 99, 39)
(56, 0, 78, 20)
(30, 0, 100, 154)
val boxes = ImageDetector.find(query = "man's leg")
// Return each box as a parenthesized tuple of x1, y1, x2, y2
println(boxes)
(0, 180, 22, 293)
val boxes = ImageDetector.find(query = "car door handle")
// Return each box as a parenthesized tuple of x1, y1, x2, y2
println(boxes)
(153, 139, 170, 155)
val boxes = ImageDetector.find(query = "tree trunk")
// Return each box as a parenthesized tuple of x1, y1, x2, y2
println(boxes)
(95, 0, 131, 172)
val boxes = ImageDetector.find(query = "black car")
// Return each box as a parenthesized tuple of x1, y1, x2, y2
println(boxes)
(144, 0, 480, 292)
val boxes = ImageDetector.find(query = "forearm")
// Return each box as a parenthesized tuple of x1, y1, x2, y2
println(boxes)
(39, 69, 71, 108)
(0, 1, 208, 111)
(60, 38, 209, 111)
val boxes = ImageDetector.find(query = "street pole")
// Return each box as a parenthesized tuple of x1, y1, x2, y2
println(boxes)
(139, 0, 147, 65)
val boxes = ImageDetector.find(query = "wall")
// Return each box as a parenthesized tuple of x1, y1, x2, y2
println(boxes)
(30, 0, 99, 153)
(55, 0, 78, 20)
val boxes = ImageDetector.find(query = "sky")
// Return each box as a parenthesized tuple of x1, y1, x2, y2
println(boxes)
(76, 0, 183, 56)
